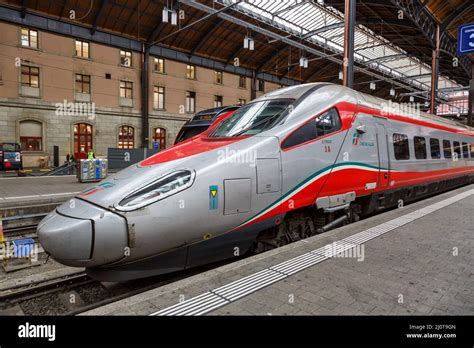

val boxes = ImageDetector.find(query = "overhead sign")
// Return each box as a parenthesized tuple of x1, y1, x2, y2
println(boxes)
(457, 23, 474, 55)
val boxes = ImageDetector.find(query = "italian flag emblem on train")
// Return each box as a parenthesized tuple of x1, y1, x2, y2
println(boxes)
(352, 132, 360, 146)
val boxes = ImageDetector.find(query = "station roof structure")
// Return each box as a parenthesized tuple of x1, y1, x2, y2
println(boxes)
(2, 0, 473, 103)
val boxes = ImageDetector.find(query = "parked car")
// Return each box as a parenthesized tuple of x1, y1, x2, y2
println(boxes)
(0, 142, 22, 170)
(174, 105, 241, 144)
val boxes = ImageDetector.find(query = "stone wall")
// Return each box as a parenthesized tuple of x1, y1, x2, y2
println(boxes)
(0, 97, 188, 167)
(0, 21, 283, 167)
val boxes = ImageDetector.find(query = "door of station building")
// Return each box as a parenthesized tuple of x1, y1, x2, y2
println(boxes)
(74, 123, 93, 160)
(375, 123, 390, 189)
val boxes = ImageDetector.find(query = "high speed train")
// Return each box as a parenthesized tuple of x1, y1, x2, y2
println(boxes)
(37, 83, 474, 281)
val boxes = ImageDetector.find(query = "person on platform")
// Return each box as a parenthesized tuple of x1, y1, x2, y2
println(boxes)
(87, 149, 95, 160)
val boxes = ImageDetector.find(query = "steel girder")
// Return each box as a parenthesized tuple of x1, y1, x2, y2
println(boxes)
(205, 1, 432, 93)
(389, 0, 471, 78)
(91, 0, 109, 35)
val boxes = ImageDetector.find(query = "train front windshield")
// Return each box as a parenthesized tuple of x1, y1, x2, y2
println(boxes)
(209, 99, 293, 138)
(176, 126, 209, 143)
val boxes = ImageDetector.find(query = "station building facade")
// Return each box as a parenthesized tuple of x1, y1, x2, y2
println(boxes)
(0, 22, 280, 167)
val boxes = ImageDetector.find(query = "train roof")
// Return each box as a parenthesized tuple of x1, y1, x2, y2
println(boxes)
(253, 83, 322, 102)
(354, 90, 474, 133)
(259, 83, 474, 134)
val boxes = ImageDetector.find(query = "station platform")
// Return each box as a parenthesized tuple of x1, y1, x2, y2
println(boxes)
(0, 167, 52, 178)
(83, 184, 474, 316)
(0, 176, 90, 214)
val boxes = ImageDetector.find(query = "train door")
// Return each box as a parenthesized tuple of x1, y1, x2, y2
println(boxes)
(280, 107, 345, 209)
(375, 123, 390, 189)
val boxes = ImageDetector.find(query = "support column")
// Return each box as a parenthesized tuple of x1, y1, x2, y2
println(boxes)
(141, 44, 150, 148)
(430, 25, 440, 115)
(468, 63, 474, 127)
(343, 0, 356, 88)
(251, 70, 257, 100)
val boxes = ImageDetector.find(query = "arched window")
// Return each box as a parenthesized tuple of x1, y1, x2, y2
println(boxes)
(152, 127, 166, 150)
(74, 123, 93, 159)
(20, 120, 42, 151)
(118, 126, 134, 149)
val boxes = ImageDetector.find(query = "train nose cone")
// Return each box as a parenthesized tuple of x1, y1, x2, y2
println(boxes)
(38, 212, 93, 262)
(37, 198, 129, 268)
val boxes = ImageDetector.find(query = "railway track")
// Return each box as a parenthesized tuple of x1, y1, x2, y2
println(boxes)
(1, 213, 46, 238)
(0, 218, 199, 314)
(0, 269, 160, 314)
(0, 258, 237, 315)
(2, 226, 38, 240)
(0, 271, 93, 306)
(0, 214, 215, 314)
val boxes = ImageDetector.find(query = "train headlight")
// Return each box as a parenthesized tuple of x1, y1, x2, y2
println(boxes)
(116, 169, 195, 210)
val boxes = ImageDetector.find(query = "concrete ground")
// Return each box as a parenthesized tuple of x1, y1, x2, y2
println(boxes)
(0, 176, 91, 209)
(82, 184, 474, 316)
(0, 167, 52, 178)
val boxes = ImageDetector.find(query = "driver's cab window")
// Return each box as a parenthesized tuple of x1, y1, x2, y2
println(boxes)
(209, 99, 292, 138)
(282, 108, 341, 150)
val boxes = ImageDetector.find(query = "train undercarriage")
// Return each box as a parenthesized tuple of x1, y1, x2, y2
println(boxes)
(253, 174, 473, 254)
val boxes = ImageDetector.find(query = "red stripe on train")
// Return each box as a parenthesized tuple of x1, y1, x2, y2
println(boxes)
(240, 165, 474, 229)
(140, 111, 240, 166)
(140, 136, 244, 166)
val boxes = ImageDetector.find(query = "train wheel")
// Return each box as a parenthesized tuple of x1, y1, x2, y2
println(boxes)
(253, 213, 315, 253)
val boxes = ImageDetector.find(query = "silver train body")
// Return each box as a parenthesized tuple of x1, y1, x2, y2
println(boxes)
(38, 83, 474, 281)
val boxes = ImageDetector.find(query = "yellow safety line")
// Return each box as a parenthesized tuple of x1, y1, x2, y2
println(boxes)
(0, 216, 3, 243)
(0, 216, 6, 263)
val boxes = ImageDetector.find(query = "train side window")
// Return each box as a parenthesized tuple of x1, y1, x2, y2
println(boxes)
(414, 136, 427, 159)
(429, 138, 441, 159)
(393, 133, 410, 160)
(443, 140, 452, 159)
(462, 142, 469, 159)
(471, 144, 474, 158)
(315, 108, 341, 137)
(453, 141, 461, 158)
(282, 108, 341, 149)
